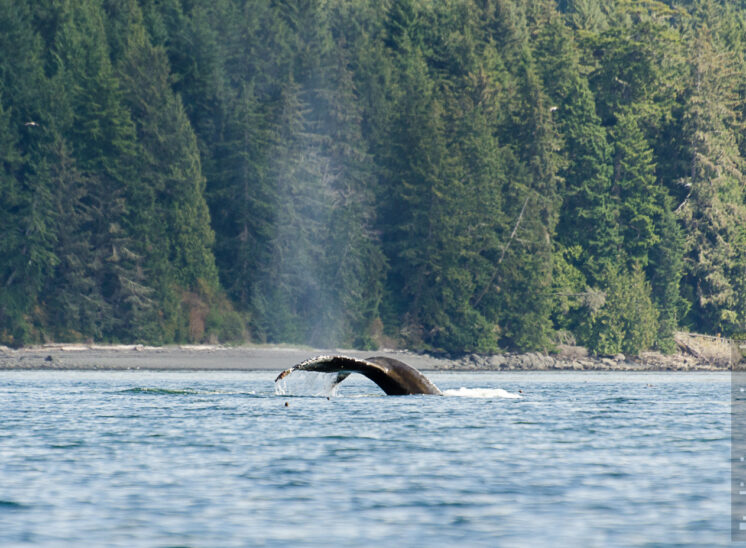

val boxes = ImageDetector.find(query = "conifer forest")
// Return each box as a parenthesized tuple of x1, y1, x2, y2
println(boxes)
(1, 0, 746, 355)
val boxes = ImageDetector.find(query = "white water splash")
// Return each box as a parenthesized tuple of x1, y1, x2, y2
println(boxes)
(274, 371, 341, 397)
(443, 387, 521, 399)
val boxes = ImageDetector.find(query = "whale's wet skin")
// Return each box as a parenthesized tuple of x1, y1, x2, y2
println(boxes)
(0, 370, 730, 547)
(275, 355, 444, 395)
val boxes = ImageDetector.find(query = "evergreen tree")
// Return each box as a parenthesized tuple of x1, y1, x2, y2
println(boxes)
(609, 112, 661, 267)
(40, 137, 110, 340)
(112, 0, 221, 341)
(0, 95, 34, 345)
(51, 0, 155, 340)
(679, 22, 746, 335)
(0, 0, 58, 345)
(582, 264, 658, 356)
(208, 81, 272, 309)
(531, 4, 618, 336)
(566, 0, 608, 32)
(486, 0, 563, 350)
(648, 201, 686, 352)
(370, 0, 488, 351)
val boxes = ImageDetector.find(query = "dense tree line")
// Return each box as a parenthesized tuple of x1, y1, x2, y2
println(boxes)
(1, 0, 745, 355)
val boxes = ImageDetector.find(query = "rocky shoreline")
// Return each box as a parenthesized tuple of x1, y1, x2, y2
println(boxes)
(0, 341, 737, 372)
(429, 350, 731, 372)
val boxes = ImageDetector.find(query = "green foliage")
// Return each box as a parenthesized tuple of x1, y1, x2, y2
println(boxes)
(1, 0, 746, 355)
(678, 20, 746, 336)
(550, 244, 589, 337)
(610, 112, 662, 267)
(582, 265, 659, 356)
(648, 201, 686, 353)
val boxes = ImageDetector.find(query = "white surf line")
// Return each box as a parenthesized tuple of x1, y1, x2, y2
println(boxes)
(443, 387, 521, 399)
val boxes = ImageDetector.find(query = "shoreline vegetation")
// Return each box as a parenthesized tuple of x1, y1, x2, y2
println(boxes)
(1, 332, 739, 372)
(2, 2, 746, 358)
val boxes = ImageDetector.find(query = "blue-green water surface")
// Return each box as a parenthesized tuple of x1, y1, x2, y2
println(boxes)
(0, 370, 730, 547)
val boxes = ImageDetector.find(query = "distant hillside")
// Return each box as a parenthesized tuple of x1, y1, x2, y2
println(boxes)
(1, 0, 745, 355)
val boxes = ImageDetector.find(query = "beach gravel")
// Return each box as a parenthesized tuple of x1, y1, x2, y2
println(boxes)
(0, 344, 734, 371)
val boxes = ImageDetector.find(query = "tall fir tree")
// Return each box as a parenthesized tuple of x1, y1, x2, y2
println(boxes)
(110, 0, 221, 341)
(484, 0, 563, 350)
(530, 4, 618, 339)
(50, 0, 159, 341)
(679, 22, 746, 335)
(0, 0, 60, 345)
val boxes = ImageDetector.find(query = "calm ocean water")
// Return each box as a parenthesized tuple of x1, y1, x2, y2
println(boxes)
(0, 370, 731, 547)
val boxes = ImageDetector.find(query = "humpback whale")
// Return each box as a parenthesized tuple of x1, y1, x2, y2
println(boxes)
(275, 355, 442, 396)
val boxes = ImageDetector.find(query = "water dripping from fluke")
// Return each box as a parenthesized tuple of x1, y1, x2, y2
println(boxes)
(274, 369, 348, 397)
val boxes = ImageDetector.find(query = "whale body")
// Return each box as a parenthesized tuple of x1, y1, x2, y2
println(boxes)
(275, 355, 442, 396)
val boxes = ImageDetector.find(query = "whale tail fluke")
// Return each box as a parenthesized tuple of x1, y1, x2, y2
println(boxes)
(275, 355, 441, 396)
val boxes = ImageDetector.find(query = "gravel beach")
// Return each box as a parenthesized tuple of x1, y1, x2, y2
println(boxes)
(0, 342, 736, 372)
(0, 344, 452, 372)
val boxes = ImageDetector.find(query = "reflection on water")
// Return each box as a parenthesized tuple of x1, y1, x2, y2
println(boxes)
(0, 370, 730, 547)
